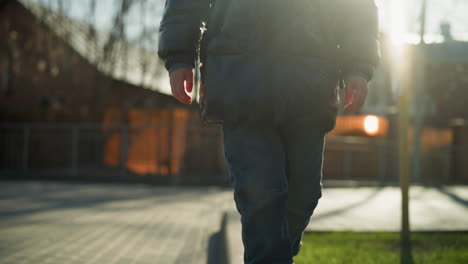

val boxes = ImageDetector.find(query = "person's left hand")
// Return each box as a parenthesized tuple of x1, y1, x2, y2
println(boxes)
(344, 75, 369, 112)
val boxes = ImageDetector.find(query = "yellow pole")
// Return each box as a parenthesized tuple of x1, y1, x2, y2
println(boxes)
(398, 47, 412, 245)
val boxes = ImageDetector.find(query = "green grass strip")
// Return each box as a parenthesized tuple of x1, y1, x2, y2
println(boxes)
(294, 232, 468, 264)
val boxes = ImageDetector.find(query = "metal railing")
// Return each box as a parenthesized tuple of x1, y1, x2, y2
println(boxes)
(0, 123, 465, 185)
(0, 123, 226, 184)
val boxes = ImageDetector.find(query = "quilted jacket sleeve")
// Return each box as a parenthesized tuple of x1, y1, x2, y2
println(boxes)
(335, 0, 381, 81)
(158, 0, 211, 71)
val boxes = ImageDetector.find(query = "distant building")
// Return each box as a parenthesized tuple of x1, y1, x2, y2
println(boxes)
(0, 0, 228, 185)
(423, 28, 468, 183)
(424, 40, 468, 127)
(0, 0, 179, 123)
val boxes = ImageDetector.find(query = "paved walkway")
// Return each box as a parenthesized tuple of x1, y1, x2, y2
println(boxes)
(308, 186, 468, 231)
(0, 181, 232, 264)
(225, 186, 468, 264)
(1, 182, 467, 264)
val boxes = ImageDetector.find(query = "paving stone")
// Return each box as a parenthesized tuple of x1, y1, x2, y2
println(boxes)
(0, 181, 233, 264)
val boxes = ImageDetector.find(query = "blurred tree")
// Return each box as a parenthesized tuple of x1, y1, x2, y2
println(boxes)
(27, 0, 167, 121)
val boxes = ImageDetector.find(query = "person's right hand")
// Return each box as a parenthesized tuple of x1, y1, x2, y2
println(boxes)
(170, 67, 193, 104)
(343, 75, 368, 112)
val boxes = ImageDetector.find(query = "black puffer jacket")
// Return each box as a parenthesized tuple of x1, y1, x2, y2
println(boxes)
(159, 0, 380, 127)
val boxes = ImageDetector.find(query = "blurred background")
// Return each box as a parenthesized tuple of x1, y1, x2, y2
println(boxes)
(1, 0, 468, 186)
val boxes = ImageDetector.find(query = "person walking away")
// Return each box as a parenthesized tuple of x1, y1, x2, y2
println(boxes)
(158, 0, 380, 263)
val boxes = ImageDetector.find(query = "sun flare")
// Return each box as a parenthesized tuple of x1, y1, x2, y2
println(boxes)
(390, 0, 406, 45)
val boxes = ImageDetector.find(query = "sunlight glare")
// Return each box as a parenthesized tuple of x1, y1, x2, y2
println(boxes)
(389, 0, 408, 95)
(364, 115, 380, 136)
(390, 0, 406, 46)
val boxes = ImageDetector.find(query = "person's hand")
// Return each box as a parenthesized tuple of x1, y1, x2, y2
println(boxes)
(344, 75, 368, 112)
(170, 67, 193, 104)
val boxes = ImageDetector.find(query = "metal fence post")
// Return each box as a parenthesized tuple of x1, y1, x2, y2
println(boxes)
(71, 126, 79, 176)
(171, 125, 181, 186)
(120, 125, 129, 176)
(443, 147, 451, 183)
(378, 141, 387, 184)
(343, 143, 352, 179)
(22, 126, 30, 171)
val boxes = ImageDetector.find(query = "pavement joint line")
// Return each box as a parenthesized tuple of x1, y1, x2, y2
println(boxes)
(3, 219, 96, 262)
(192, 210, 217, 263)
(128, 214, 173, 263)
(152, 204, 201, 261)
(85, 206, 152, 264)
(125, 207, 171, 264)
(76, 203, 156, 260)
(36, 214, 111, 261)
(101, 202, 158, 264)
(59, 211, 124, 262)
(1, 197, 117, 260)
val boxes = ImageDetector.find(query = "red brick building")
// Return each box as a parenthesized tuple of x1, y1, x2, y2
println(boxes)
(0, 0, 228, 185)
(0, 0, 182, 123)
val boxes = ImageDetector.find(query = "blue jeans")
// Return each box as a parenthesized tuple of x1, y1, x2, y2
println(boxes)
(223, 118, 326, 264)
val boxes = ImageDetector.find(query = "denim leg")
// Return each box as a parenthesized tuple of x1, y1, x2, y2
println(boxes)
(223, 123, 293, 264)
(280, 122, 325, 256)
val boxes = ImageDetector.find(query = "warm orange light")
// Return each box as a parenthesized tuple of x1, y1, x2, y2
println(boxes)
(364, 115, 380, 136)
